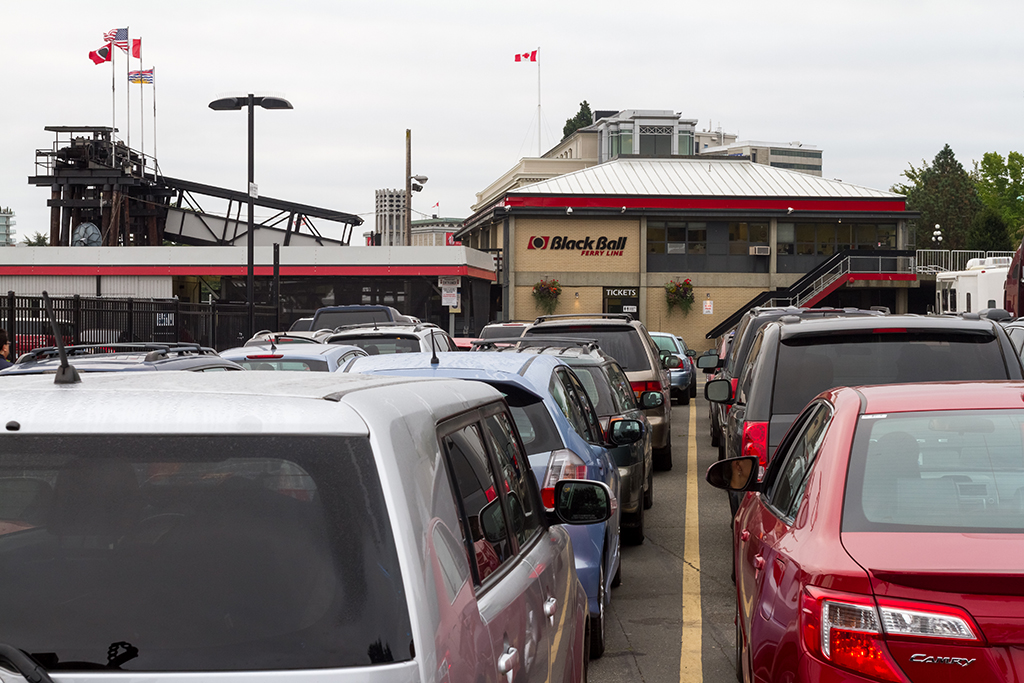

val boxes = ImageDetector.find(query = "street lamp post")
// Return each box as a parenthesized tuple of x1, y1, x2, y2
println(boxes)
(403, 129, 427, 246)
(209, 94, 293, 338)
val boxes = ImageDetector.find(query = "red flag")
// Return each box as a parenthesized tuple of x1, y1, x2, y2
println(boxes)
(89, 44, 112, 64)
(131, 38, 141, 58)
(515, 50, 537, 62)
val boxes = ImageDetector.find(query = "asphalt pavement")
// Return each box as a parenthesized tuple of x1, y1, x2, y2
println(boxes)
(590, 394, 738, 683)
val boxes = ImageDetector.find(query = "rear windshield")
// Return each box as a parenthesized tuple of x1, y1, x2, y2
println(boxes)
(525, 326, 651, 372)
(489, 383, 564, 455)
(651, 336, 678, 353)
(772, 331, 1008, 415)
(236, 358, 329, 372)
(845, 410, 1024, 533)
(479, 325, 527, 340)
(336, 335, 421, 354)
(0, 435, 411, 671)
(313, 309, 393, 328)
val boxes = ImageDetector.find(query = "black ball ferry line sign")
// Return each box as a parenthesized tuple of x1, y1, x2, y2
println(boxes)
(527, 235, 628, 256)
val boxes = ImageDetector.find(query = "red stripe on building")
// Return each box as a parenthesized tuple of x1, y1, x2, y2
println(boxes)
(0, 265, 496, 281)
(504, 195, 907, 213)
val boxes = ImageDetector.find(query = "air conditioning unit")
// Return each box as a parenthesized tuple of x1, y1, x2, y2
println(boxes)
(749, 246, 771, 256)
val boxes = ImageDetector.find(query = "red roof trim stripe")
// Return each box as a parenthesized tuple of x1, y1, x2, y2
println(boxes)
(504, 196, 907, 212)
(0, 265, 496, 281)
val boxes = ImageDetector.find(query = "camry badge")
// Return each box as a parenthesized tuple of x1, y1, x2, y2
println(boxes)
(910, 654, 976, 667)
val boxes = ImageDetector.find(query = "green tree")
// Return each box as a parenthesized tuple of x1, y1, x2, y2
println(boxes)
(892, 144, 982, 250)
(562, 100, 593, 139)
(966, 206, 1011, 252)
(974, 151, 1024, 245)
(22, 231, 48, 246)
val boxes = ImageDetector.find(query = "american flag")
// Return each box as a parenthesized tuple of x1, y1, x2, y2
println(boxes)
(104, 28, 129, 52)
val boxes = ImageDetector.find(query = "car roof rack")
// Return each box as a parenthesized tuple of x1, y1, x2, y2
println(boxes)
(16, 342, 215, 364)
(473, 336, 602, 353)
(532, 313, 633, 324)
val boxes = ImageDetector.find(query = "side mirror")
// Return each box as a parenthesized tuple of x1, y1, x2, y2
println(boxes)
(685, 349, 696, 357)
(639, 390, 664, 409)
(696, 353, 720, 370)
(478, 498, 508, 544)
(552, 480, 614, 525)
(704, 378, 734, 404)
(609, 418, 644, 445)
(662, 354, 682, 369)
(705, 456, 759, 492)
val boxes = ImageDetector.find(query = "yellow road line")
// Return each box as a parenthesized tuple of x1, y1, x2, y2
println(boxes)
(680, 400, 702, 682)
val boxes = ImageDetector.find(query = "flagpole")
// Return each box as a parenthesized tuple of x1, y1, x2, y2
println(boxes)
(152, 67, 158, 164)
(125, 26, 131, 157)
(138, 39, 145, 167)
(536, 47, 541, 157)
(111, 40, 116, 155)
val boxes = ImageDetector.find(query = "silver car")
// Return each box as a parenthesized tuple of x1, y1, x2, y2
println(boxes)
(220, 342, 367, 371)
(0, 371, 610, 683)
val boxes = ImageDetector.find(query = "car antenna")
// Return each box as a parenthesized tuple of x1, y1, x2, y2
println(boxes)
(270, 336, 278, 353)
(371, 313, 379, 331)
(42, 291, 81, 385)
(429, 331, 440, 365)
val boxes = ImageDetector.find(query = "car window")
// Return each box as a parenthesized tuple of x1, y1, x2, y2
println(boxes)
(764, 403, 832, 519)
(0, 434, 411, 670)
(488, 383, 564, 455)
(772, 331, 1010, 415)
(483, 412, 542, 548)
(236, 359, 329, 372)
(845, 409, 1024, 532)
(565, 369, 603, 442)
(604, 362, 639, 413)
(651, 335, 679, 353)
(570, 365, 615, 417)
(551, 369, 596, 442)
(335, 335, 422, 355)
(1007, 326, 1024, 353)
(736, 330, 765, 405)
(526, 325, 651, 371)
(442, 424, 515, 584)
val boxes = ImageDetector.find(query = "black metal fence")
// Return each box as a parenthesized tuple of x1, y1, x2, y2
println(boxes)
(1, 292, 279, 355)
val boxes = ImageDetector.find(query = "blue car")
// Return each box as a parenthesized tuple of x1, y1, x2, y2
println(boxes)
(345, 352, 642, 659)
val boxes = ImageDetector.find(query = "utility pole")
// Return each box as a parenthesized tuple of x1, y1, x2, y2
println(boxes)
(405, 129, 412, 246)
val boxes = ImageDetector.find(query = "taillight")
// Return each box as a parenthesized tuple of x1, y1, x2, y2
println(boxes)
(246, 353, 284, 359)
(801, 586, 981, 682)
(630, 380, 661, 399)
(540, 449, 588, 509)
(741, 421, 769, 480)
(725, 377, 740, 415)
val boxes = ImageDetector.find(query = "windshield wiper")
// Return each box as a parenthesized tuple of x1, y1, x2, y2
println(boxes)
(0, 644, 54, 683)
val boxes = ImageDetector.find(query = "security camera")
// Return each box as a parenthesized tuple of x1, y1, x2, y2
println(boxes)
(566, 207, 573, 215)
(787, 207, 794, 214)
(621, 206, 627, 213)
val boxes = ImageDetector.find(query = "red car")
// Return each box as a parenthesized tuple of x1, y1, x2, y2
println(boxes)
(707, 381, 1024, 683)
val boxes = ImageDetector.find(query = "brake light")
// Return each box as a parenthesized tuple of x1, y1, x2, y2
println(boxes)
(246, 354, 284, 359)
(630, 380, 661, 399)
(741, 421, 769, 480)
(872, 328, 907, 334)
(801, 587, 903, 682)
(540, 449, 588, 509)
(801, 586, 981, 682)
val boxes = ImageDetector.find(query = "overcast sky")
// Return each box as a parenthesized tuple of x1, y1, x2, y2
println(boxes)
(2, 0, 1022, 242)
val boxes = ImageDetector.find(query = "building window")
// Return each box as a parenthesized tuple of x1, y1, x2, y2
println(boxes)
(778, 222, 898, 256)
(770, 162, 822, 172)
(648, 220, 706, 254)
(728, 222, 769, 255)
(677, 131, 694, 156)
(639, 125, 672, 157)
(770, 149, 822, 159)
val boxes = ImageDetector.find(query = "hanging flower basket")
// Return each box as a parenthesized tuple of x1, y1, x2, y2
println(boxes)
(665, 278, 695, 315)
(532, 278, 562, 315)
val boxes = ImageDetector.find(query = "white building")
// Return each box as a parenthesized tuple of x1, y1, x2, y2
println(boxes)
(0, 207, 16, 246)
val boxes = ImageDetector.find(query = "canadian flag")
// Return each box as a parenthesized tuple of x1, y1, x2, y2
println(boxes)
(515, 50, 537, 62)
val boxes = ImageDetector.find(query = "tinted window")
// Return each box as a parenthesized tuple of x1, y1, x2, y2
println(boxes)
(479, 325, 527, 340)
(569, 365, 617, 417)
(312, 309, 394, 328)
(237, 359, 329, 372)
(526, 325, 651, 371)
(604, 362, 639, 413)
(772, 331, 1009, 415)
(845, 410, 1024, 532)
(765, 403, 831, 519)
(489, 383, 563, 454)
(0, 435, 411, 671)
(443, 425, 515, 583)
(565, 369, 602, 442)
(483, 412, 541, 547)
(335, 335, 422, 355)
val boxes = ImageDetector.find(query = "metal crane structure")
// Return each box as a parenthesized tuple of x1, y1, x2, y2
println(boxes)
(29, 126, 363, 248)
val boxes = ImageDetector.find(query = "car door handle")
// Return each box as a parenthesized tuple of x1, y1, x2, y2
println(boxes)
(497, 646, 519, 675)
(740, 530, 750, 542)
(544, 596, 558, 618)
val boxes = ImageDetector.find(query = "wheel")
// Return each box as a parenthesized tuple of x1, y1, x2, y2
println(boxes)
(582, 617, 591, 681)
(735, 603, 743, 682)
(590, 562, 607, 658)
(611, 557, 622, 587)
(643, 464, 653, 510)
(623, 500, 644, 545)
(718, 440, 726, 462)
(653, 434, 672, 471)
(680, 389, 690, 405)
(690, 378, 697, 398)
(711, 422, 720, 447)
